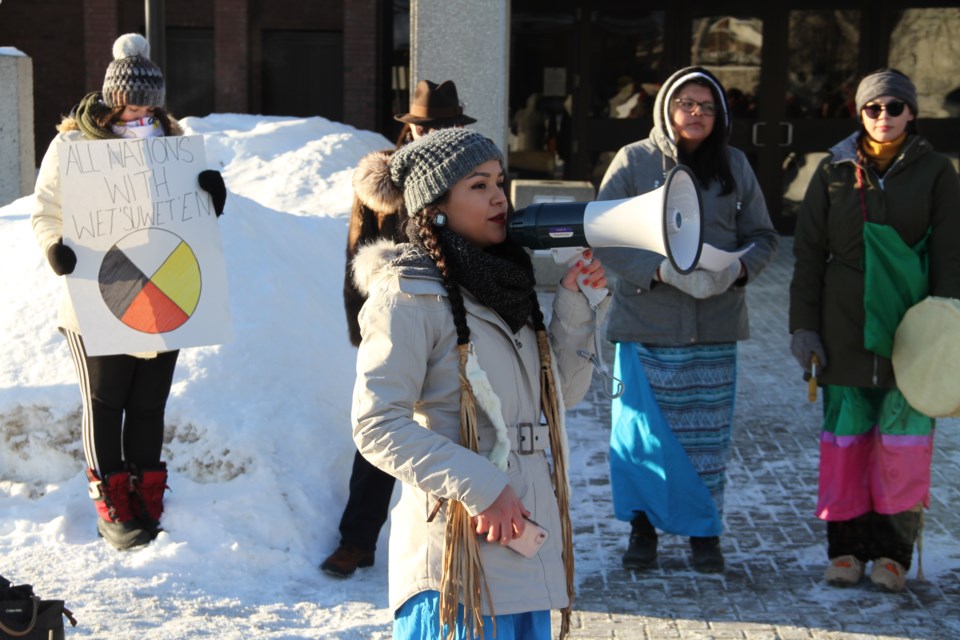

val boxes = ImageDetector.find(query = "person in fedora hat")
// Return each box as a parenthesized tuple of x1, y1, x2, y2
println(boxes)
(321, 80, 477, 578)
(393, 79, 478, 145)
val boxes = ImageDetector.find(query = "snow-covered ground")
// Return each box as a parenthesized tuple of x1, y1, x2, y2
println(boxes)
(1, 114, 398, 638)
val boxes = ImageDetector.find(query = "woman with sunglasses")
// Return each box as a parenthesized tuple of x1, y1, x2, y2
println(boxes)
(790, 69, 960, 591)
(595, 66, 778, 574)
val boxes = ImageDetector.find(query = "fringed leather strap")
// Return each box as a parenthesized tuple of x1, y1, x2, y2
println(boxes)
(537, 330, 574, 639)
(438, 343, 495, 640)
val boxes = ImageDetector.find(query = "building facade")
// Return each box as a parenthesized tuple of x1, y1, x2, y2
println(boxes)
(2, 0, 958, 232)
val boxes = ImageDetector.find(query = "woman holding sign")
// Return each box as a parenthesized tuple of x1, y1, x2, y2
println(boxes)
(789, 69, 960, 591)
(31, 33, 226, 551)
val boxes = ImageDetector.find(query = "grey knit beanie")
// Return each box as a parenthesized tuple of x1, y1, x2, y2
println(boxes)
(390, 128, 504, 216)
(855, 70, 918, 117)
(102, 34, 166, 108)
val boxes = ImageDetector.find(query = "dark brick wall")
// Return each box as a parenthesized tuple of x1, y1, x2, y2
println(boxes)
(344, 0, 381, 132)
(0, 0, 384, 163)
(214, 0, 248, 112)
(0, 0, 88, 156)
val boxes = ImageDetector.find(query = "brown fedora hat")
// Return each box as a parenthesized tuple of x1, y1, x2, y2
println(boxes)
(395, 79, 477, 126)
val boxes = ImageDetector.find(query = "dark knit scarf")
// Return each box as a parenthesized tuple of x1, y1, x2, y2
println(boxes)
(437, 230, 535, 334)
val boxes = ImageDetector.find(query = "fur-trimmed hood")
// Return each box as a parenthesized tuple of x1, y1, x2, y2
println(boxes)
(350, 238, 439, 297)
(352, 149, 405, 214)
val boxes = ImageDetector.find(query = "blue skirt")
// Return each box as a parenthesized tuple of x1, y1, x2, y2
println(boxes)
(609, 342, 736, 536)
(393, 591, 551, 640)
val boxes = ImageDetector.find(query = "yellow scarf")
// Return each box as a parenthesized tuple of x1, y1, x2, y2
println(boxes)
(861, 132, 907, 174)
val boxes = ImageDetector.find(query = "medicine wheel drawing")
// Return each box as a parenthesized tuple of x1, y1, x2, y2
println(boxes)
(99, 228, 202, 334)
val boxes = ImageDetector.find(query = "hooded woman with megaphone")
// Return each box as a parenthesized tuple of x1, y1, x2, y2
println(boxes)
(594, 66, 779, 574)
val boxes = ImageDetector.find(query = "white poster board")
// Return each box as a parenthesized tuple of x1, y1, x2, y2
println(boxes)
(58, 135, 232, 356)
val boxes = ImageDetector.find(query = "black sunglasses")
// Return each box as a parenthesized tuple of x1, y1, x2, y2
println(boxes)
(862, 101, 907, 119)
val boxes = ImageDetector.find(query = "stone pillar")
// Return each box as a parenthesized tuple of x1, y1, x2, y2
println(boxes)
(410, 0, 510, 154)
(0, 49, 36, 206)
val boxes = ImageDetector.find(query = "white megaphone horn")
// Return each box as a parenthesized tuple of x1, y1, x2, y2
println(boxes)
(508, 164, 704, 274)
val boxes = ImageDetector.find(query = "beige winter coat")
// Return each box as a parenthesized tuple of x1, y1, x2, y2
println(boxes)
(33, 128, 95, 334)
(351, 239, 609, 616)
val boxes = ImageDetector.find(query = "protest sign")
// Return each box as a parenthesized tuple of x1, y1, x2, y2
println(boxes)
(58, 134, 232, 356)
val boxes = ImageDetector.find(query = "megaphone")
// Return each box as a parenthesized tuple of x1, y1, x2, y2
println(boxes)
(508, 164, 704, 274)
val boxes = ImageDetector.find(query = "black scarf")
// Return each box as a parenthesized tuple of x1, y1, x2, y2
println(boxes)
(426, 231, 535, 334)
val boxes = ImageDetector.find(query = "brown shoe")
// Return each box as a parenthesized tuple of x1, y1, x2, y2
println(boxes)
(320, 545, 375, 578)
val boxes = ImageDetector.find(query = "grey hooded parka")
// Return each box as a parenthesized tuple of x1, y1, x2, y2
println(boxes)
(595, 67, 778, 346)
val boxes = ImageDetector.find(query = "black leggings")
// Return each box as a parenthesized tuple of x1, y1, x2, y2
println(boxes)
(827, 510, 921, 569)
(64, 330, 179, 476)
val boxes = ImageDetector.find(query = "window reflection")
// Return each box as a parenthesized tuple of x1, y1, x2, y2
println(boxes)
(691, 16, 762, 118)
(782, 151, 829, 217)
(889, 8, 960, 119)
(509, 3, 576, 178)
(786, 10, 860, 119)
(588, 10, 665, 119)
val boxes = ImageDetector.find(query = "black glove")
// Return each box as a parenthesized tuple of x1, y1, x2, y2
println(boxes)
(198, 169, 227, 217)
(790, 329, 828, 373)
(46, 238, 77, 276)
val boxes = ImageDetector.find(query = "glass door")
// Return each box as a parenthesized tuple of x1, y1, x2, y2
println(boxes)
(779, 10, 863, 226)
(886, 7, 960, 170)
(687, 3, 960, 232)
(507, 1, 960, 232)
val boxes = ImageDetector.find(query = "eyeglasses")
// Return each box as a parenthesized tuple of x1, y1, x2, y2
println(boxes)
(862, 101, 907, 119)
(674, 97, 717, 117)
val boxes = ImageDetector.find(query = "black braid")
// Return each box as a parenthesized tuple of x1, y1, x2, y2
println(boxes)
(413, 210, 472, 345)
(528, 291, 546, 332)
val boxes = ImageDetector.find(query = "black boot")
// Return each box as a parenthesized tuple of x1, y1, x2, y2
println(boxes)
(622, 512, 658, 570)
(87, 468, 153, 551)
(689, 536, 724, 573)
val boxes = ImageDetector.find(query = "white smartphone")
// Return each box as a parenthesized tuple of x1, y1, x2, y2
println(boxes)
(505, 518, 549, 558)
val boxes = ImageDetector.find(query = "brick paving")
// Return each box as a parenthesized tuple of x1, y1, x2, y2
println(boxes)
(553, 238, 960, 640)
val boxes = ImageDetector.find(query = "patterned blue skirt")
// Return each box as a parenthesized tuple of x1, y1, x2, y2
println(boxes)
(610, 342, 737, 535)
(635, 342, 738, 511)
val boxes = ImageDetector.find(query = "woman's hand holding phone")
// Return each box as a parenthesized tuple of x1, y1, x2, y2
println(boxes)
(474, 484, 529, 545)
(505, 518, 549, 558)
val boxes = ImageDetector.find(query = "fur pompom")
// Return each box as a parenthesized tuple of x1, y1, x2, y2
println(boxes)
(353, 151, 404, 214)
(113, 33, 150, 60)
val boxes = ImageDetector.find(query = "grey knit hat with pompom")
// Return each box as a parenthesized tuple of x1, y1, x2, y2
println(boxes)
(389, 128, 503, 216)
(102, 33, 166, 108)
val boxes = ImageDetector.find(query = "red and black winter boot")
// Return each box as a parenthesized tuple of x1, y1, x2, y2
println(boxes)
(87, 468, 153, 550)
(130, 463, 169, 536)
